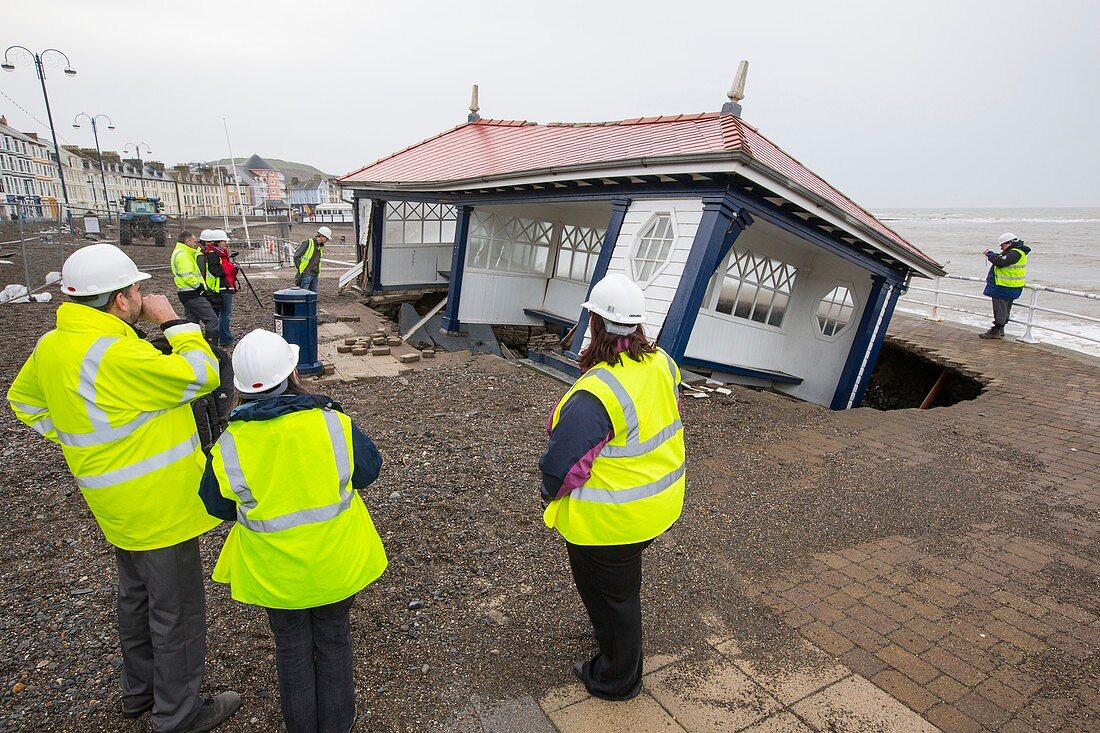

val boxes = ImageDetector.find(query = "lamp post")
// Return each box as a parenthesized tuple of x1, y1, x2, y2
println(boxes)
(73, 112, 115, 224)
(123, 142, 151, 197)
(2, 46, 78, 233)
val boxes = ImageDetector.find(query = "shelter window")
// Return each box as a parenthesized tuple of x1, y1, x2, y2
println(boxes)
(816, 286, 856, 338)
(631, 214, 675, 284)
(704, 246, 798, 328)
(555, 223, 605, 283)
(466, 212, 553, 276)
(383, 202, 457, 247)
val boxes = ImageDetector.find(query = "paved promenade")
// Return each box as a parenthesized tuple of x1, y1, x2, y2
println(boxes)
(456, 315, 1099, 732)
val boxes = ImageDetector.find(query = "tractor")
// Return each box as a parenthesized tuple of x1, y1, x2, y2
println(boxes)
(118, 195, 168, 247)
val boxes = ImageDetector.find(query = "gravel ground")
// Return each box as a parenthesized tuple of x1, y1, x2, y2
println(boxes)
(0, 238, 1055, 731)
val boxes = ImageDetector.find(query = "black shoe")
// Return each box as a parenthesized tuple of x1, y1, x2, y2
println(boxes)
(179, 691, 242, 733)
(571, 661, 643, 702)
(120, 699, 153, 719)
(979, 327, 1004, 340)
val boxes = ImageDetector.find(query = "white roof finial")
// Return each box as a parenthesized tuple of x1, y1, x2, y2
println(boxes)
(722, 61, 749, 117)
(468, 84, 481, 123)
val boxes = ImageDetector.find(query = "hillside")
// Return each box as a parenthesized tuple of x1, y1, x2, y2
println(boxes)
(208, 157, 335, 183)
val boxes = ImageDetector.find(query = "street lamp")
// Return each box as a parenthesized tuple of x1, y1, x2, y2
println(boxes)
(3, 45, 78, 233)
(123, 142, 152, 197)
(73, 112, 115, 224)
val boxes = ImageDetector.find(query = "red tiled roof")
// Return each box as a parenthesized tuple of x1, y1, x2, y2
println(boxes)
(341, 114, 932, 268)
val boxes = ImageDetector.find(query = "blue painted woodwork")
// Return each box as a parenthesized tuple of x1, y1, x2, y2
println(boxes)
(680, 356, 803, 385)
(657, 189, 754, 363)
(523, 308, 574, 332)
(441, 204, 473, 333)
(830, 275, 889, 409)
(567, 197, 632, 357)
(848, 281, 900, 408)
(369, 199, 385, 294)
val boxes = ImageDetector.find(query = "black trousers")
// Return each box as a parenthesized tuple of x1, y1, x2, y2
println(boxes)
(566, 539, 653, 700)
(115, 537, 206, 732)
(265, 595, 357, 733)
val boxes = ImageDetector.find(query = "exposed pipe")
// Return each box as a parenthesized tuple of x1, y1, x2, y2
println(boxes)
(919, 368, 948, 410)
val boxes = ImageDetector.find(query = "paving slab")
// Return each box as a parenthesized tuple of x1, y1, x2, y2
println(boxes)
(549, 692, 687, 732)
(739, 712, 815, 732)
(645, 658, 783, 731)
(791, 675, 941, 732)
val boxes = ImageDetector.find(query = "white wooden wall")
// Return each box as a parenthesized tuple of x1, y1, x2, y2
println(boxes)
(457, 202, 610, 326)
(601, 198, 705, 341)
(684, 219, 872, 406)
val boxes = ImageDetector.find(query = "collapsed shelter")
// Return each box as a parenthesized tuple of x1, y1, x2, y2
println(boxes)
(339, 91, 943, 409)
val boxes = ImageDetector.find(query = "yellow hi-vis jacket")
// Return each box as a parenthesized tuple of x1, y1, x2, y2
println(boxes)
(544, 348, 685, 546)
(171, 242, 203, 291)
(296, 238, 320, 276)
(993, 249, 1028, 288)
(7, 303, 221, 550)
(210, 408, 388, 609)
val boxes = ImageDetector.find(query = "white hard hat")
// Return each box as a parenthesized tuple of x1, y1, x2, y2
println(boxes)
(316, 226, 332, 240)
(199, 229, 216, 242)
(232, 329, 300, 394)
(61, 243, 151, 299)
(210, 229, 229, 242)
(997, 232, 1018, 245)
(583, 273, 646, 331)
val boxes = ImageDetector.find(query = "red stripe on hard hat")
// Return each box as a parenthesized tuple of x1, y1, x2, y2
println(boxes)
(252, 382, 263, 388)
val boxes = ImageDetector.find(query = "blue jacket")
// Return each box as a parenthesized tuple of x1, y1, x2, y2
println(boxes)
(983, 243, 1031, 300)
(199, 393, 382, 520)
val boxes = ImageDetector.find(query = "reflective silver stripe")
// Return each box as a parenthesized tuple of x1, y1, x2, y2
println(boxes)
(238, 492, 354, 533)
(600, 418, 683, 458)
(571, 464, 685, 504)
(662, 350, 679, 387)
(79, 337, 119, 430)
(216, 430, 258, 508)
(76, 434, 199, 489)
(56, 409, 166, 447)
(11, 401, 47, 415)
(181, 351, 216, 402)
(224, 410, 354, 533)
(31, 417, 55, 437)
(591, 369, 639, 444)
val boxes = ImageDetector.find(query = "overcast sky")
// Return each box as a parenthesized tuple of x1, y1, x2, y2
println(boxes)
(3, 0, 1097, 208)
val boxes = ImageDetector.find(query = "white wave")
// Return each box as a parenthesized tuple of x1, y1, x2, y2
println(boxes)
(887, 217, 1100, 224)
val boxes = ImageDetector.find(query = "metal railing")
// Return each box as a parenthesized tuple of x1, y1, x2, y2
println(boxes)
(902, 274, 1100, 347)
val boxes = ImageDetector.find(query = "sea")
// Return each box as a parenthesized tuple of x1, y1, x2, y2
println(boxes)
(874, 208, 1100, 358)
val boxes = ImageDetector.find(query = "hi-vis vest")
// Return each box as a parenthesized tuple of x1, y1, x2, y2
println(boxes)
(171, 243, 203, 291)
(210, 407, 388, 609)
(7, 303, 221, 550)
(993, 248, 1028, 288)
(544, 348, 685, 546)
(297, 238, 319, 276)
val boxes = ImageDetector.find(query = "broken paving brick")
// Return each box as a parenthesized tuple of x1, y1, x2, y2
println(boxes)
(399, 353, 421, 364)
(386, 337, 402, 347)
(421, 349, 435, 359)
(344, 338, 358, 345)
(337, 345, 353, 353)
(322, 365, 335, 375)
(351, 347, 369, 356)
(337, 316, 361, 322)
(371, 347, 391, 356)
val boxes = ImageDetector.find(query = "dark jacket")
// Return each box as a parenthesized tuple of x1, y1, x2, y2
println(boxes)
(984, 243, 1031, 300)
(199, 393, 382, 520)
(537, 391, 612, 502)
(293, 238, 323, 278)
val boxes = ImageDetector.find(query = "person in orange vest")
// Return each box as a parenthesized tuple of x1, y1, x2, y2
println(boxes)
(539, 273, 685, 700)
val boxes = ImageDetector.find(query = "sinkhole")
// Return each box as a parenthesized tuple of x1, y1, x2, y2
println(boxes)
(861, 340, 985, 410)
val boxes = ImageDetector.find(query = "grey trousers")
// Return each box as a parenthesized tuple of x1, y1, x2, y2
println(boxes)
(116, 537, 206, 732)
(179, 292, 220, 341)
(992, 298, 1014, 328)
